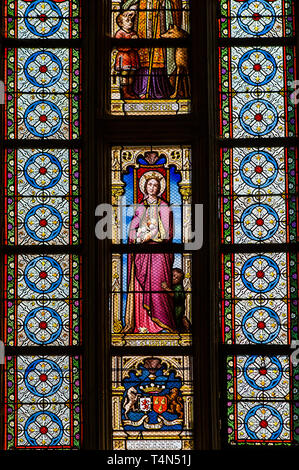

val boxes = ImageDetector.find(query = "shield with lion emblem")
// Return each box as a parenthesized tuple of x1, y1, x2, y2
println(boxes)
(139, 397, 152, 412)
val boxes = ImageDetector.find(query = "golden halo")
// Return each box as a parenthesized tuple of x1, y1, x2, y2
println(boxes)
(139, 171, 166, 197)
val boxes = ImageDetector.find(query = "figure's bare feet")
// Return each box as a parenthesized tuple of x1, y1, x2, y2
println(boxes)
(140, 94, 146, 99)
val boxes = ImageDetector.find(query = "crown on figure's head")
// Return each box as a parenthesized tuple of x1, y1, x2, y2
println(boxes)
(144, 172, 163, 182)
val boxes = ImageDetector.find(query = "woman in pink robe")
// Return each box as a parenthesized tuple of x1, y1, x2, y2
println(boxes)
(123, 175, 176, 334)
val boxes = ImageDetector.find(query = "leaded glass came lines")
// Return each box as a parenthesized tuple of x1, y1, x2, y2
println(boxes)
(218, 0, 298, 446)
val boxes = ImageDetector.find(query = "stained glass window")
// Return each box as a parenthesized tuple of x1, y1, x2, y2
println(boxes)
(219, 46, 296, 139)
(221, 251, 299, 345)
(219, 147, 298, 244)
(218, 0, 299, 446)
(4, 0, 81, 39)
(4, 254, 82, 347)
(227, 355, 299, 443)
(110, 0, 191, 115)
(112, 355, 193, 450)
(4, 149, 81, 246)
(2, 0, 82, 450)
(218, 0, 295, 38)
(5, 355, 82, 449)
(111, 146, 192, 347)
(5, 47, 81, 140)
(110, 144, 194, 449)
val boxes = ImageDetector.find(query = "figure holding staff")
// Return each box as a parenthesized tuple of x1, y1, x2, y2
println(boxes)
(121, 0, 183, 99)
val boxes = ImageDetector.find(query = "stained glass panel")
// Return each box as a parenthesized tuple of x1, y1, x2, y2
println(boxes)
(221, 252, 298, 345)
(112, 355, 193, 450)
(226, 355, 299, 444)
(218, 0, 298, 449)
(219, 147, 299, 244)
(112, 253, 192, 347)
(4, 148, 81, 246)
(5, 355, 82, 449)
(112, 146, 192, 245)
(218, 0, 295, 38)
(4, 254, 81, 346)
(5, 48, 81, 139)
(110, 0, 190, 115)
(2, 0, 83, 452)
(111, 48, 191, 115)
(111, 145, 192, 347)
(219, 46, 297, 139)
(4, 0, 81, 39)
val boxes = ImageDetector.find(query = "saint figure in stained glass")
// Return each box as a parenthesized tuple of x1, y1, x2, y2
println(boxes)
(114, 11, 140, 99)
(124, 171, 176, 334)
(111, 146, 192, 347)
(120, 0, 183, 99)
(111, 0, 190, 115)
